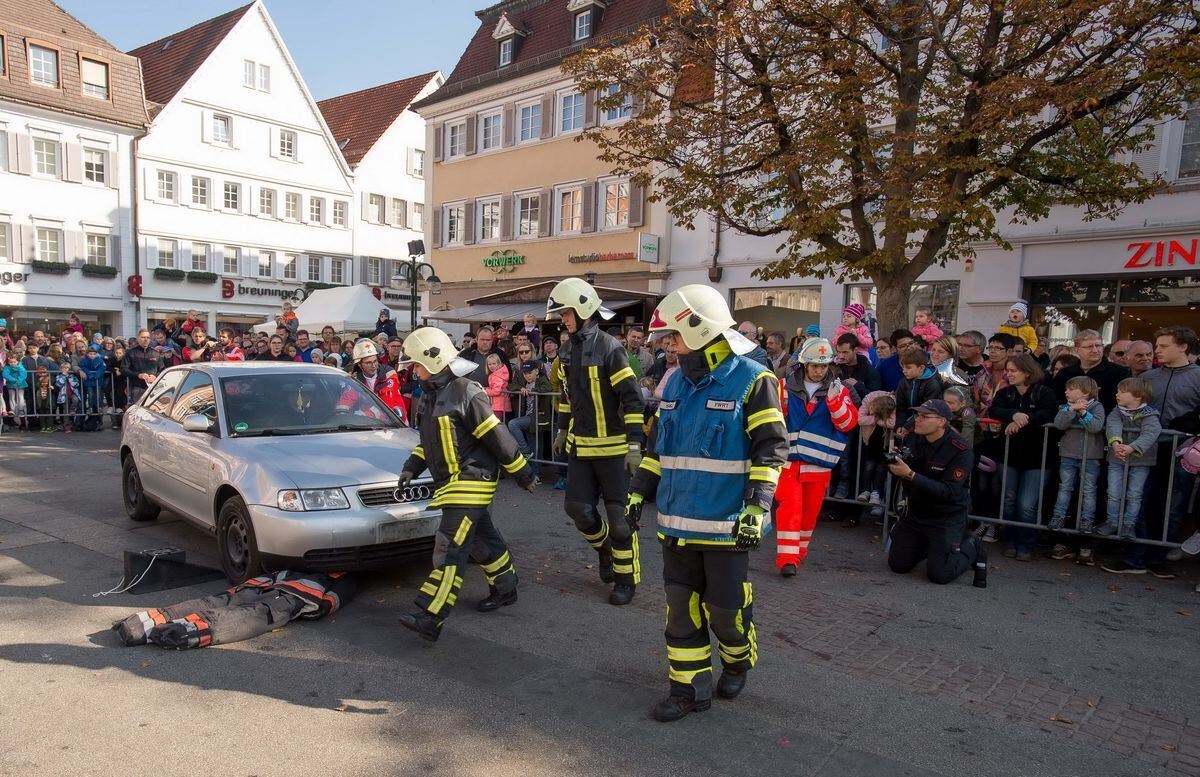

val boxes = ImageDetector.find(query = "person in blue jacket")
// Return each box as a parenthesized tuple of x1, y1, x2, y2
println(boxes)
(79, 346, 108, 425)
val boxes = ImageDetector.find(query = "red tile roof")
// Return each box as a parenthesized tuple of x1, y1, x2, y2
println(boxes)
(128, 3, 254, 106)
(317, 72, 441, 168)
(417, 0, 670, 109)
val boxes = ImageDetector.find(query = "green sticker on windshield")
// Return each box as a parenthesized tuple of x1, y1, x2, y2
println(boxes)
(234, 422, 248, 433)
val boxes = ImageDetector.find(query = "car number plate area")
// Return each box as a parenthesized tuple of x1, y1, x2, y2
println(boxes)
(377, 514, 438, 543)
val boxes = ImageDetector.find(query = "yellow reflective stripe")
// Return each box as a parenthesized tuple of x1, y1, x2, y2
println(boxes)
(429, 565, 459, 614)
(481, 551, 511, 574)
(568, 432, 626, 445)
(502, 454, 527, 473)
(631, 532, 640, 584)
(589, 365, 607, 437)
(749, 465, 781, 484)
(746, 408, 785, 432)
(452, 516, 473, 546)
(419, 583, 438, 596)
(667, 644, 711, 660)
(557, 402, 572, 413)
(688, 591, 702, 630)
(412, 446, 425, 459)
(429, 568, 444, 580)
(438, 416, 459, 475)
(573, 445, 629, 458)
(472, 415, 500, 438)
(623, 413, 642, 425)
(609, 366, 635, 386)
(639, 457, 662, 476)
(431, 495, 493, 507)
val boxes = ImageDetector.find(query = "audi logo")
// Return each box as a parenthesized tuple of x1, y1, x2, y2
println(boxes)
(394, 484, 433, 503)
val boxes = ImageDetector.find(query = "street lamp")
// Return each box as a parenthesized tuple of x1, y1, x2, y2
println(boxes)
(391, 240, 441, 331)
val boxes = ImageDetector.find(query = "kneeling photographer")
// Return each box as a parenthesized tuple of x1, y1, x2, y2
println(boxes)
(886, 399, 987, 587)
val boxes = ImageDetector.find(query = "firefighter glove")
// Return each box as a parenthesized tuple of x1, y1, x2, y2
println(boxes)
(395, 471, 414, 496)
(553, 430, 568, 457)
(625, 492, 645, 532)
(732, 505, 766, 550)
(515, 466, 537, 493)
(625, 446, 643, 477)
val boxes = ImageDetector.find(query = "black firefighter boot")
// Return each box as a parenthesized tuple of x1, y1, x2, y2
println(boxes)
(716, 670, 747, 699)
(609, 583, 635, 606)
(597, 547, 615, 584)
(477, 585, 518, 612)
(972, 537, 988, 589)
(397, 610, 443, 642)
(652, 694, 711, 722)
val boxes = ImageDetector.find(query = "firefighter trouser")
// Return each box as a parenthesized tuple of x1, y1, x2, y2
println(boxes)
(774, 464, 832, 568)
(415, 505, 517, 620)
(564, 452, 640, 586)
(662, 540, 756, 703)
(887, 515, 976, 585)
(113, 587, 305, 649)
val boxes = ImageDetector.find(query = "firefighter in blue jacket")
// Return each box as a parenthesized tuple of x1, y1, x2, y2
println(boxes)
(548, 278, 646, 606)
(629, 284, 789, 722)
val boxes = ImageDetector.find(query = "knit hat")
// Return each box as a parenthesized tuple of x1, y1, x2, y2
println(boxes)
(843, 303, 866, 322)
(804, 324, 821, 337)
(1009, 300, 1029, 319)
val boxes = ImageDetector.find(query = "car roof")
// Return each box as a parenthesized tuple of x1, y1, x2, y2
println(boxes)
(178, 363, 344, 377)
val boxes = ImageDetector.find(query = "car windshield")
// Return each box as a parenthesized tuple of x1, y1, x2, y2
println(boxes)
(220, 372, 401, 437)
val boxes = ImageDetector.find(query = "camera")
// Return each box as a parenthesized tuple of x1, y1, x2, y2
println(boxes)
(884, 447, 912, 464)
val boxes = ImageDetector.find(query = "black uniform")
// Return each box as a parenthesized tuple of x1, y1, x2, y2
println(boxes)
(401, 369, 531, 626)
(557, 319, 645, 587)
(120, 344, 163, 404)
(887, 428, 980, 584)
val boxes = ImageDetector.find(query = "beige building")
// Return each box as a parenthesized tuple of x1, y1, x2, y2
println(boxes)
(413, 0, 670, 328)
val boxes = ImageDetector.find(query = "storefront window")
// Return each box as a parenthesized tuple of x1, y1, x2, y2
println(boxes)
(1028, 275, 1200, 347)
(1030, 304, 1114, 349)
(731, 286, 820, 343)
(846, 281, 960, 335)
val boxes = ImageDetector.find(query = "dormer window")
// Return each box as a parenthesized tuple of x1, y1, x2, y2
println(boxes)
(498, 38, 513, 67)
(491, 11, 528, 69)
(567, 0, 606, 42)
(574, 9, 593, 41)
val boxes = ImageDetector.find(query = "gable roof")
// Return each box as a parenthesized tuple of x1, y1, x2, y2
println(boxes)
(316, 71, 441, 168)
(8, 0, 117, 50)
(128, 2, 254, 106)
(415, 0, 669, 110)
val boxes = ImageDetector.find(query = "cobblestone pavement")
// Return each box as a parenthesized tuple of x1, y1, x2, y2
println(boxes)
(1, 432, 1198, 776)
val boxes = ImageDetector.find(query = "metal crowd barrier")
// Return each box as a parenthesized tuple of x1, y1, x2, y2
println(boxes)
(1, 371, 132, 434)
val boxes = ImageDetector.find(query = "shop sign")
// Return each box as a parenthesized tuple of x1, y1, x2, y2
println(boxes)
(483, 250, 525, 273)
(568, 251, 636, 264)
(637, 233, 660, 264)
(0, 270, 30, 286)
(1125, 239, 1199, 269)
(221, 279, 306, 301)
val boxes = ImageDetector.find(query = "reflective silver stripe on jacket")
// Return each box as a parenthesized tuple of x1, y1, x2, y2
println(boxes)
(658, 513, 735, 534)
(788, 430, 848, 451)
(789, 445, 841, 464)
(658, 455, 752, 474)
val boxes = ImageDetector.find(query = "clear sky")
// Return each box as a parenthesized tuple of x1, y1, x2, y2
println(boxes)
(58, 0, 483, 100)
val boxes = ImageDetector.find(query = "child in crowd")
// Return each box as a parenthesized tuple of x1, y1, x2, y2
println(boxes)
(999, 300, 1039, 351)
(856, 391, 896, 506)
(1096, 378, 1161, 540)
(3, 352, 28, 429)
(79, 346, 107, 426)
(943, 385, 977, 443)
(1048, 376, 1106, 532)
(53, 360, 81, 432)
(309, 349, 324, 365)
(895, 349, 943, 431)
(910, 306, 943, 343)
(484, 352, 511, 421)
(835, 304, 873, 358)
(324, 354, 342, 369)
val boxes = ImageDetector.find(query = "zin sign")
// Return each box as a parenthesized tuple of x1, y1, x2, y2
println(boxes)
(1125, 239, 1199, 269)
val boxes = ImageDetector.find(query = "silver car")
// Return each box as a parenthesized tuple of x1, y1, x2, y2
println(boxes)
(119, 362, 438, 582)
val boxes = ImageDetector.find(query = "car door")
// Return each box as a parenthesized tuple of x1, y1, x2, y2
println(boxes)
(132, 369, 186, 503)
(158, 370, 222, 525)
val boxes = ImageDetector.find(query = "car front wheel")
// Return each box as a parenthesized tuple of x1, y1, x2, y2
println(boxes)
(217, 496, 265, 583)
(122, 456, 160, 522)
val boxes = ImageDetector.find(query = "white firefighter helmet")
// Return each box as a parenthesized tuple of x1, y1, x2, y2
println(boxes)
(399, 327, 477, 377)
(545, 277, 615, 321)
(648, 284, 758, 354)
(798, 337, 835, 364)
(352, 339, 380, 364)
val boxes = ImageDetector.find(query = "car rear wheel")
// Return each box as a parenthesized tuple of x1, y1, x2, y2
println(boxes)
(122, 457, 160, 522)
(217, 496, 265, 583)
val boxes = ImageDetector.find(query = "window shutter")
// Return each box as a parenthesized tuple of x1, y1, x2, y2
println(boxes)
(465, 115, 478, 156)
(631, 92, 645, 118)
(67, 231, 85, 267)
(15, 134, 32, 175)
(628, 181, 645, 227)
(463, 199, 477, 245)
(200, 110, 212, 143)
(383, 197, 395, 226)
(361, 192, 373, 224)
(142, 166, 153, 200)
(538, 188, 552, 237)
(144, 236, 157, 270)
(107, 149, 119, 189)
(268, 127, 279, 159)
(540, 93, 555, 139)
(500, 194, 514, 241)
(4, 132, 17, 173)
(110, 235, 121, 269)
(14, 225, 29, 263)
(502, 103, 515, 147)
(581, 181, 596, 233)
(395, 199, 408, 229)
(433, 122, 444, 161)
(64, 142, 83, 183)
(432, 207, 443, 248)
(406, 147, 415, 175)
(1132, 123, 1161, 179)
(584, 90, 598, 128)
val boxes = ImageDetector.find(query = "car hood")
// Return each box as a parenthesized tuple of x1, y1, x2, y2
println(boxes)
(232, 428, 419, 488)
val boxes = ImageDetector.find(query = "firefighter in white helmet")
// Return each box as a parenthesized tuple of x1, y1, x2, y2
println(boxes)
(546, 277, 646, 606)
(393, 327, 536, 642)
(629, 284, 788, 722)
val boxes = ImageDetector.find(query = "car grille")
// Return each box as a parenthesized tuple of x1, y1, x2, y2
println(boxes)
(302, 537, 436, 568)
(358, 482, 434, 508)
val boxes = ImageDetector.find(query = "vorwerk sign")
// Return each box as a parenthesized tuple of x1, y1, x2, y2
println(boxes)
(484, 249, 525, 273)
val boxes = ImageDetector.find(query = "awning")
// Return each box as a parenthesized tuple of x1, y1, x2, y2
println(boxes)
(428, 300, 641, 324)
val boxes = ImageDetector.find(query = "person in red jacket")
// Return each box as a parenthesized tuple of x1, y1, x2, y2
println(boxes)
(341, 339, 408, 424)
(217, 328, 245, 361)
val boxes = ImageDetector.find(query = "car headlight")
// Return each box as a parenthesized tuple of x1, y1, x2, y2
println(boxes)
(277, 488, 350, 511)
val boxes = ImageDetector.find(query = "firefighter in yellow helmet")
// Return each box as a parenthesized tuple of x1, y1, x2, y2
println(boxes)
(630, 284, 788, 721)
(546, 278, 646, 605)
(394, 327, 536, 642)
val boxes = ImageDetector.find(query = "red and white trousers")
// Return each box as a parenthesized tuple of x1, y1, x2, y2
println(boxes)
(774, 461, 832, 569)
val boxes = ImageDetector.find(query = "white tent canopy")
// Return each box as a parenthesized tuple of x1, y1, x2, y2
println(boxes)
(252, 286, 399, 335)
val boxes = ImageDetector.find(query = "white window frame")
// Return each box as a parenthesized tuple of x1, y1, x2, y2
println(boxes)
(306, 255, 322, 282)
(223, 181, 240, 212)
(33, 137, 59, 177)
(445, 202, 466, 245)
(257, 250, 273, 278)
(310, 196, 324, 224)
(556, 185, 583, 234)
(158, 239, 177, 269)
(279, 129, 296, 160)
(478, 196, 502, 242)
(284, 192, 300, 220)
(516, 191, 540, 238)
(223, 245, 240, 276)
(156, 169, 176, 202)
(332, 200, 347, 227)
(447, 121, 466, 158)
(81, 58, 109, 100)
(36, 227, 61, 262)
(411, 202, 424, 232)
(85, 233, 109, 266)
(413, 149, 425, 178)
(574, 9, 593, 41)
(602, 83, 632, 123)
(83, 147, 106, 184)
(29, 44, 59, 88)
(282, 253, 298, 280)
(192, 242, 210, 272)
(559, 90, 584, 134)
(480, 112, 502, 151)
(330, 258, 345, 285)
(258, 64, 271, 92)
(243, 59, 255, 88)
(370, 194, 386, 224)
(601, 178, 630, 229)
(518, 101, 541, 143)
(498, 38, 513, 67)
(367, 257, 382, 286)
(212, 114, 232, 145)
(259, 187, 275, 217)
(391, 199, 406, 228)
(191, 176, 210, 207)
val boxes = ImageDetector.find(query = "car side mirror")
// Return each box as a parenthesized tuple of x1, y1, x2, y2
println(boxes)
(182, 414, 212, 432)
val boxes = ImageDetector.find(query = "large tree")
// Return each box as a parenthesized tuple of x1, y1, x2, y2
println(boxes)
(564, 0, 1200, 332)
